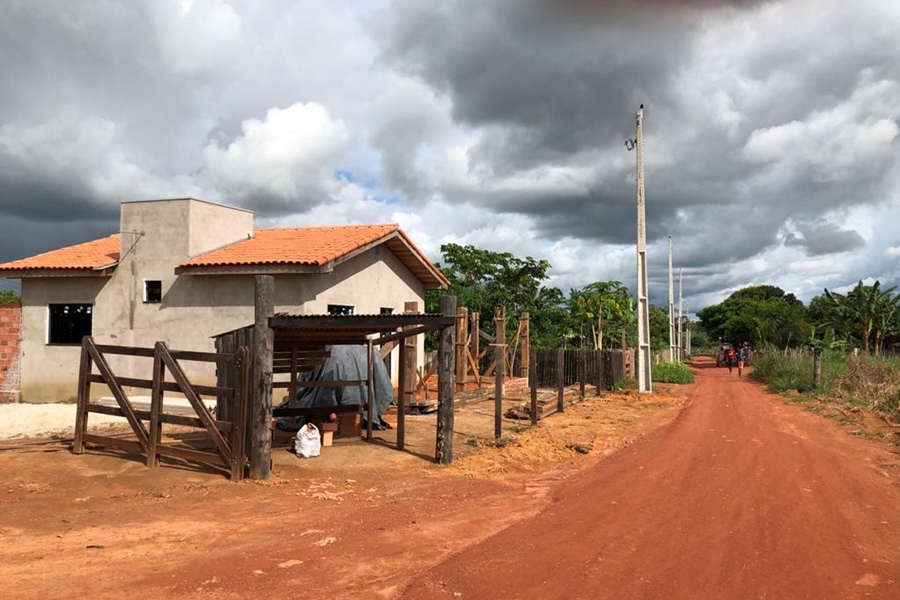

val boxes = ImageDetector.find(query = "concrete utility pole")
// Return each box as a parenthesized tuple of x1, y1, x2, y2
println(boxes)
(631, 105, 652, 393)
(677, 268, 683, 362)
(668, 237, 675, 362)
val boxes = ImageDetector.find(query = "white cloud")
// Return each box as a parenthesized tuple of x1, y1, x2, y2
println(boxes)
(742, 74, 900, 182)
(0, 112, 193, 206)
(203, 102, 351, 209)
(149, 0, 242, 73)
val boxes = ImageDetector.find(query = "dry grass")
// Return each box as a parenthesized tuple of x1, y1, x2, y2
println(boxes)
(447, 391, 684, 479)
(830, 357, 900, 417)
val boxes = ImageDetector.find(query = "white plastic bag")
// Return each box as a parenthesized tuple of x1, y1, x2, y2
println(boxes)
(295, 423, 321, 459)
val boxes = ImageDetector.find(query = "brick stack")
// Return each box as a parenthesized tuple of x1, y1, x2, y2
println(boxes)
(0, 302, 21, 403)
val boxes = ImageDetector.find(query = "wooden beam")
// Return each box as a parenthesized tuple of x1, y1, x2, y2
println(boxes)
(557, 348, 565, 414)
(494, 307, 506, 439)
(455, 307, 468, 392)
(366, 340, 375, 442)
(403, 301, 419, 412)
(146, 345, 164, 468)
(520, 313, 530, 383)
(250, 275, 275, 480)
(436, 295, 456, 464)
(85, 337, 149, 452)
(397, 325, 407, 451)
(529, 345, 538, 426)
(72, 339, 92, 455)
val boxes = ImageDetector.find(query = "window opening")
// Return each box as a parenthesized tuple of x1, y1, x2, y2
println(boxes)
(48, 304, 92, 344)
(144, 280, 162, 303)
(327, 304, 354, 316)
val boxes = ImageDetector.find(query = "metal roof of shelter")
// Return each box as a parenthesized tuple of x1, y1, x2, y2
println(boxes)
(268, 313, 455, 348)
(213, 312, 456, 350)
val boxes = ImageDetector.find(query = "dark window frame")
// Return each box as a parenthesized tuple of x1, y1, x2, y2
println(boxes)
(48, 303, 93, 345)
(327, 304, 355, 316)
(144, 280, 162, 303)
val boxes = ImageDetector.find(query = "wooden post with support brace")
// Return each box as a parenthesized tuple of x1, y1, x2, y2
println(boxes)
(455, 306, 468, 392)
(520, 312, 530, 383)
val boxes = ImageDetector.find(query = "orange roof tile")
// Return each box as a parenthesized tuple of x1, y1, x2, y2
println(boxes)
(0, 234, 120, 271)
(179, 225, 400, 267)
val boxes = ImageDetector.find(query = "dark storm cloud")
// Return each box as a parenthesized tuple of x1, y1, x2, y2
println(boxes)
(785, 221, 866, 256)
(374, 0, 693, 169)
(0, 215, 119, 264)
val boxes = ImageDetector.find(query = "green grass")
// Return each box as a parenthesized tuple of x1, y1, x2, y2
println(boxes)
(751, 350, 900, 422)
(652, 361, 695, 384)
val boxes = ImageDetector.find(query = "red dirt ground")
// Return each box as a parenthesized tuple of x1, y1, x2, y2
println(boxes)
(3, 357, 900, 599)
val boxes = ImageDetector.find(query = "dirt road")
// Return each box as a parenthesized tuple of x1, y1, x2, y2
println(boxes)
(403, 359, 900, 599)
(3, 359, 899, 599)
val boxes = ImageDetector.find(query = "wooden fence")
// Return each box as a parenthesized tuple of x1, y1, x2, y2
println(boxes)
(531, 348, 632, 391)
(72, 336, 250, 480)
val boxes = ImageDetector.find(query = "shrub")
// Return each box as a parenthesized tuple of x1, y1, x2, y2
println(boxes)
(652, 361, 695, 384)
(614, 376, 637, 390)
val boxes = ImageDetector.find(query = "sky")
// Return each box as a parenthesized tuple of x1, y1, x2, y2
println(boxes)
(1, 0, 899, 312)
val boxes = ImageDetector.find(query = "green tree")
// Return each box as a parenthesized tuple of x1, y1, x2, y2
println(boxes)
(697, 285, 809, 348)
(426, 243, 566, 348)
(567, 281, 635, 349)
(822, 280, 900, 355)
(0, 290, 20, 304)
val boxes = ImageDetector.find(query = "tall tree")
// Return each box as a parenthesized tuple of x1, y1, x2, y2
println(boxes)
(567, 281, 635, 349)
(697, 285, 809, 348)
(426, 243, 566, 348)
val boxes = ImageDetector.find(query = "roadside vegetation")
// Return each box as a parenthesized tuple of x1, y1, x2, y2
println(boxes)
(652, 361, 695, 384)
(750, 350, 900, 439)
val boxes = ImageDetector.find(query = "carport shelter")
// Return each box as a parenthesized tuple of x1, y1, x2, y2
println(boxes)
(214, 281, 458, 480)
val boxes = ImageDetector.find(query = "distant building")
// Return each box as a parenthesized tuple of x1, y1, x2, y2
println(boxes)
(0, 198, 448, 402)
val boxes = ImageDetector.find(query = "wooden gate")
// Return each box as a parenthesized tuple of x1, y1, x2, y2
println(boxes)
(72, 336, 250, 480)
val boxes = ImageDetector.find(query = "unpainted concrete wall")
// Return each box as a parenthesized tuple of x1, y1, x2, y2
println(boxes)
(18, 199, 426, 402)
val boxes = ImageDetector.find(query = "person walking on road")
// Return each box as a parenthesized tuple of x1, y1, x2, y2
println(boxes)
(736, 345, 747, 378)
(724, 346, 737, 374)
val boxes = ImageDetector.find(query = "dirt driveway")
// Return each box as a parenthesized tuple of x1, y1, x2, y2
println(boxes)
(3, 358, 900, 599)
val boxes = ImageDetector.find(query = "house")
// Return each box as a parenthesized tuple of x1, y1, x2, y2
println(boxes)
(0, 198, 449, 403)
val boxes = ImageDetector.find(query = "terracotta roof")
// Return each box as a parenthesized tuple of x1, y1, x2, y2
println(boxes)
(0, 234, 120, 272)
(179, 224, 400, 267)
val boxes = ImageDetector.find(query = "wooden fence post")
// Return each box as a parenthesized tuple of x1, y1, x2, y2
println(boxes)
(456, 307, 468, 392)
(366, 339, 375, 442)
(436, 295, 457, 464)
(813, 348, 822, 388)
(578, 347, 586, 400)
(73, 338, 92, 454)
(557, 348, 565, 414)
(520, 313, 530, 384)
(494, 307, 506, 438)
(403, 301, 418, 411)
(250, 275, 274, 480)
(530, 346, 538, 426)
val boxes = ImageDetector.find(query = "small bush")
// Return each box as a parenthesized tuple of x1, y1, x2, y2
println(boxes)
(614, 376, 637, 390)
(652, 361, 695, 384)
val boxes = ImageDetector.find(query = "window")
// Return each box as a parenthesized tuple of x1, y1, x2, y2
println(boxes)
(327, 304, 354, 316)
(144, 280, 162, 303)
(48, 304, 92, 344)
(380, 307, 394, 315)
